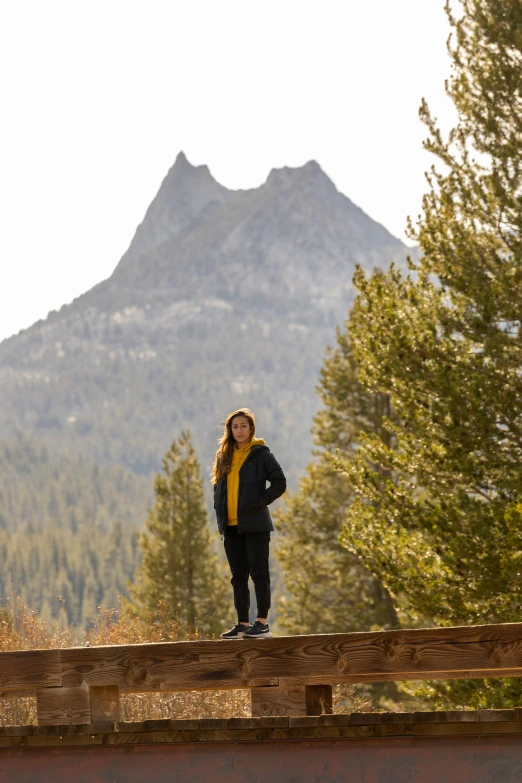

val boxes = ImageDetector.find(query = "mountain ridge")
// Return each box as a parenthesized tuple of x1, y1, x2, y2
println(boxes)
(0, 153, 411, 487)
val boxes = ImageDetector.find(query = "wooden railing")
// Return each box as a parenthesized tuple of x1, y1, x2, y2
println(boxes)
(2, 622, 522, 726)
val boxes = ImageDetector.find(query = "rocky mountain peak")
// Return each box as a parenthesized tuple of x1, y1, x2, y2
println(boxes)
(169, 150, 215, 187)
(107, 152, 406, 295)
(117, 152, 231, 264)
(172, 149, 192, 168)
(265, 159, 335, 192)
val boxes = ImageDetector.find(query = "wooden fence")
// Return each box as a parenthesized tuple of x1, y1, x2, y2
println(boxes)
(2, 622, 522, 726)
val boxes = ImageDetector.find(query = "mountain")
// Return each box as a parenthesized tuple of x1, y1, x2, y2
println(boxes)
(0, 153, 412, 624)
(0, 153, 409, 482)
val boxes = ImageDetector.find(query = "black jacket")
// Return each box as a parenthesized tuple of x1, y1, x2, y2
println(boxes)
(213, 444, 286, 535)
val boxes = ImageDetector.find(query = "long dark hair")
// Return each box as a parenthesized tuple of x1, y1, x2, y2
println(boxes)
(211, 408, 256, 484)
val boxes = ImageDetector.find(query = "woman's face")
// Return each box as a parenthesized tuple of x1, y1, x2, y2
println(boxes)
(230, 415, 253, 446)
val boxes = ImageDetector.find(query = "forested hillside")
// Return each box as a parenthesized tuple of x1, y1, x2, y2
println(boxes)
(0, 436, 147, 625)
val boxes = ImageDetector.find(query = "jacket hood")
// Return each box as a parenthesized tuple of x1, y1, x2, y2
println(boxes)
(236, 437, 267, 452)
(249, 439, 270, 453)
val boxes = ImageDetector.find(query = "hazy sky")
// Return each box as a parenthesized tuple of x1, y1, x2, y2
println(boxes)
(0, 1, 457, 343)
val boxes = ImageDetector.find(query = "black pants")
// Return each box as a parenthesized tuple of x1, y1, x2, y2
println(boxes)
(224, 527, 271, 623)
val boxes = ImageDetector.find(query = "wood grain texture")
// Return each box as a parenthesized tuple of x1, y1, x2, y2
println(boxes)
(119, 677, 280, 693)
(2, 710, 522, 747)
(5, 714, 522, 748)
(60, 642, 283, 690)
(36, 686, 90, 726)
(0, 650, 61, 690)
(250, 684, 331, 718)
(0, 688, 36, 698)
(279, 668, 522, 686)
(251, 686, 308, 717)
(4, 622, 522, 707)
(58, 625, 522, 691)
(88, 685, 120, 723)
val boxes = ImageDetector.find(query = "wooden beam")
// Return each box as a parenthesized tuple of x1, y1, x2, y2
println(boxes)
(119, 677, 279, 694)
(251, 684, 332, 717)
(35, 686, 90, 726)
(3, 620, 522, 715)
(6, 710, 522, 747)
(60, 643, 284, 691)
(0, 689, 36, 699)
(0, 650, 61, 691)
(305, 685, 332, 715)
(59, 623, 522, 692)
(251, 686, 308, 717)
(280, 668, 522, 686)
(89, 685, 120, 723)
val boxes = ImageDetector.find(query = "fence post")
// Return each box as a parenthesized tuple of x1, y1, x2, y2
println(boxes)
(35, 685, 121, 725)
(35, 686, 91, 725)
(251, 684, 333, 717)
(89, 685, 120, 723)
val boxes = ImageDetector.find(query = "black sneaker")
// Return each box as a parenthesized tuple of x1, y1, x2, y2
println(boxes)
(243, 620, 272, 638)
(220, 623, 250, 639)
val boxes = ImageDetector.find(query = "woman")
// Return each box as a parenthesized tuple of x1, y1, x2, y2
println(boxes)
(212, 408, 286, 639)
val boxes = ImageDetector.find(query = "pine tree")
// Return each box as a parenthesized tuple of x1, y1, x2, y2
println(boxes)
(276, 330, 398, 635)
(338, 0, 522, 706)
(132, 432, 227, 636)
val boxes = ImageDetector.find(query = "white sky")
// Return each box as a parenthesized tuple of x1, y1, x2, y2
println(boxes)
(0, 1, 457, 343)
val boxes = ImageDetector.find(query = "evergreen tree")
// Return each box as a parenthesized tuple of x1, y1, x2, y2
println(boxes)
(132, 432, 227, 636)
(0, 433, 150, 627)
(338, 0, 522, 706)
(276, 331, 398, 635)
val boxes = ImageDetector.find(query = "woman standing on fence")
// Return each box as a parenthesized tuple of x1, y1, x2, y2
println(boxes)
(212, 408, 286, 639)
